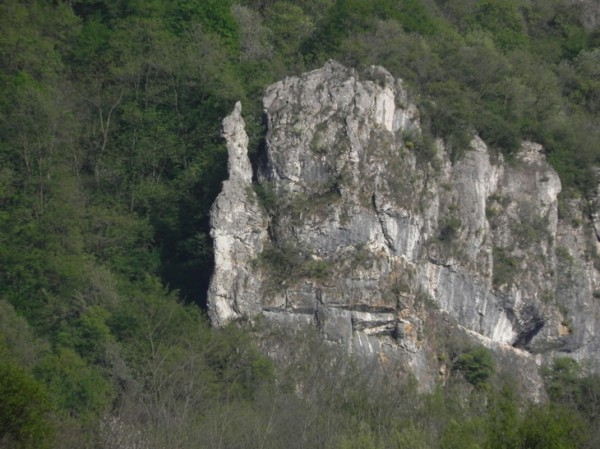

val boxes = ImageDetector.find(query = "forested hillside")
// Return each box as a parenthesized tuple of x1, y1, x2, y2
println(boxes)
(1, 1, 600, 448)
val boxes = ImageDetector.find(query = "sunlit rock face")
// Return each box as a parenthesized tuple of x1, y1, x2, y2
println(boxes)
(207, 102, 269, 327)
(208, 61, 600, 393)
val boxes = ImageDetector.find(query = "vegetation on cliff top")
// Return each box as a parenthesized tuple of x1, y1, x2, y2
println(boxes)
(1, 0, 599, 447)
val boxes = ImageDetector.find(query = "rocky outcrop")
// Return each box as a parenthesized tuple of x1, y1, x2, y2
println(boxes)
(207, 102, 269, 326)
(207, 61, 600, 390)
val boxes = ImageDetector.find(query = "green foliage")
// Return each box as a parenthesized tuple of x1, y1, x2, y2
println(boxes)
(0, 340, 54, 449)
(440, 416, 486, 449)
(204, 325, 275, 400)
(475, 109, 520, 155)
(485, 384, 521, 449)
(264, 2, 314, 63)
(439, 217, 462, 243)
(518, 403, 586, 449)
(493, 247, 520, 288)
(35, 348, 114, 422)
(258, 242, 331, 291)
(56, 306, 113, 364)
(422, 80, 475, 160)
(170, 0, 239, 46)
(252, 181, 278, 213)
(543, 357, 583, 401)
(301, 259, 331, 279)
(471, 0, 528, 50)
(454, 347, 495, 388)
(511, 206, 549, 247)
(1, 1, 600, 446)
(305, 0, 414, 60)
(0, 300, 47, 369)
(377, 0, 438, 35)
(390, 423, 430, 449)
(542, 357, 600, 420)
(336, 421, 383, 449)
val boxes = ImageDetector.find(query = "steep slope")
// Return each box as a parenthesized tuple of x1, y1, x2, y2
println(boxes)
(208, 61, 600, 389)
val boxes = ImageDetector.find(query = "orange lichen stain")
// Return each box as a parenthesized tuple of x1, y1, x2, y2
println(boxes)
(558, 323, 572, 336)
(378, 351, 390, 365)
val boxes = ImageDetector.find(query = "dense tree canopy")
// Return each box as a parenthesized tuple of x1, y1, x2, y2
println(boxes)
(1, 0, 599, 447)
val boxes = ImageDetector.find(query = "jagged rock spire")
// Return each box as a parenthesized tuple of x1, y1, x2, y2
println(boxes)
(222, 101, 253, 185)
(207, 102, 268, 327)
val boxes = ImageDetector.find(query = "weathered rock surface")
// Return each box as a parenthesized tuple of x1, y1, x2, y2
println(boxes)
(207, 102, 269, 326)
(207, 61, 600, 391)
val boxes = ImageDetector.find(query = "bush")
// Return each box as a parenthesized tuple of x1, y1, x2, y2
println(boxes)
(439, 217, 462, 243)
(476, 109, 520, 155)
(454, 347, 495, 388)
(518, 403, 586, 449)
(493, 247, 520, 288)
(34, 348, 114, 421)
(0, 340, 54, 449)
(252, 182, 277, 212)
(258, 242, 331, 291)
(300, 259, 331, 279)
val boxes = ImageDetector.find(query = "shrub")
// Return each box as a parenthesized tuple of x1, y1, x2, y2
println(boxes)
(493, 247, 520, 287)
(439, 217, 462, 243)
(454, 347, 495, 388)
(518, 403, 586, 449)
(300, 259, 331, 279)
(258, 242, 331, 291)
(0, 340, 54, 449)
(252, 182, 277, 213)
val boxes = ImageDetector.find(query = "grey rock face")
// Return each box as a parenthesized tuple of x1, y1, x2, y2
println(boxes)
(207, 102, 269, 326)
(207, 62, 600, 389)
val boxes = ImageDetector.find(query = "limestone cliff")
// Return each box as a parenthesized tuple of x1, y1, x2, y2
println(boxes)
(208, 61, 600, 391)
